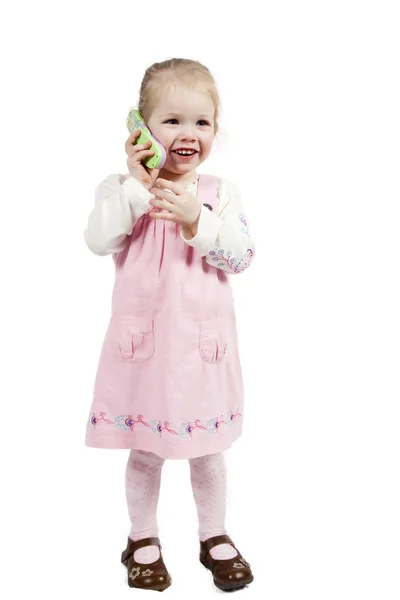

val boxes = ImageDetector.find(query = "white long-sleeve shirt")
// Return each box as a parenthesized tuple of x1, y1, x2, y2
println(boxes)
(84, 174, 255, 274)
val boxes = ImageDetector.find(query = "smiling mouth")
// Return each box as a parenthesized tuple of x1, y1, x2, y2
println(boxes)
(172, 149, 198, 156)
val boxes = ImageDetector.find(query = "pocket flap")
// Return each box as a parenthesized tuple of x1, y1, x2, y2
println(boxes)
(111, 317, 155, 362)
(199, 319, 228, 364)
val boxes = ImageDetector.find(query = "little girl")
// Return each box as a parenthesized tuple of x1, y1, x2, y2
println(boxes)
(84, 58, 256, 592)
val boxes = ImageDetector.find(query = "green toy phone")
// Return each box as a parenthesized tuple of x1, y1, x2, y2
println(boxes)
(127, 108, 166, 169)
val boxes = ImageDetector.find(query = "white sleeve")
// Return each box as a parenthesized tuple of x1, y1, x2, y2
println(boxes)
(83, 174, 153, 256)
(180, 178, 255, 274)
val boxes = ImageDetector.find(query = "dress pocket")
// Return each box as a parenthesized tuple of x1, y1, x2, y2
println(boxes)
(199, 318, 228, 364)
(111, 317, 155, 363)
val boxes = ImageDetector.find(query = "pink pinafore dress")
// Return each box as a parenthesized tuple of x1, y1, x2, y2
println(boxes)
(85, 175, 244, 459)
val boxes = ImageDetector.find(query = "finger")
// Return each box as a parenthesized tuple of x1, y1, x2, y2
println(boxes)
(125, 130, 141, 149)
(151, 169, 160, 182)
(155, 178, 183, 195)
(150, 198, 177, 213)
(126, 140, 152, 157)
(130, 149, 154, 162)
(149, 211, 177, 222)
(151, 187, 177, 202)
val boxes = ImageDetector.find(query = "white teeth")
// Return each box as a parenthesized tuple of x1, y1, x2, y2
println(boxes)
(176, 150, 195, 155)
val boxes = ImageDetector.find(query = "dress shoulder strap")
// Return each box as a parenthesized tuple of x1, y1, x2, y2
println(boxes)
(197, 174, 219, 211)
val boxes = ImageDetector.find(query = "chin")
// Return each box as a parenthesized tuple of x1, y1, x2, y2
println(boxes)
(166, 163, 198, 174)
(178, 163, 196, 171)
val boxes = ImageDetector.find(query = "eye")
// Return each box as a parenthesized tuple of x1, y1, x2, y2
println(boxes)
(197, 120, 210, 126)
(165, 119, 178, 124)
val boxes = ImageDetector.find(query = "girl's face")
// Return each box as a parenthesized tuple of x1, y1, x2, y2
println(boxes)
(147, 85, 216, 181)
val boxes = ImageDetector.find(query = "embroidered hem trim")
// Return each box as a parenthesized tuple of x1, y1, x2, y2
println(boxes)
(89, 410, 242, 440)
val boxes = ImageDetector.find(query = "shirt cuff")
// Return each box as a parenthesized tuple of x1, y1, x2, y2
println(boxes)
(180, 205, 222, 257)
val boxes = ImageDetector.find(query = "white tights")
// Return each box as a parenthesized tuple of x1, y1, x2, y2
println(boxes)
(125, 449, 238, 563)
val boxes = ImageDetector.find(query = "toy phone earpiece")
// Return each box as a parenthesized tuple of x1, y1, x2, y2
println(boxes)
(127, 108, 166, 169)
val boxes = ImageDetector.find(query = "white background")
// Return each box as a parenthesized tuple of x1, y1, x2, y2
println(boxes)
(1, 1, 399, 598)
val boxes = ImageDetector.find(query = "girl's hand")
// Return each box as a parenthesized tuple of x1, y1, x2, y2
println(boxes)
(149, 178, 202, 231)
(125, 131, 160, 191)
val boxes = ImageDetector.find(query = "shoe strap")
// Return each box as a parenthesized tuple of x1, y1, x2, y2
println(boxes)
(122, 536, 161, 564)
(201, 534, 236, 559)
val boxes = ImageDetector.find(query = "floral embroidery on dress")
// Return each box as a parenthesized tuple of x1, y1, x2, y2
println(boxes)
(89, 410, 241, 440)
(178, 419, 206, 440)
(90, 412, 113, 427)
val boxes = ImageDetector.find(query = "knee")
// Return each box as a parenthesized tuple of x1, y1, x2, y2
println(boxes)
(189, 452, 225, 471)
(128, 449, 165, 469)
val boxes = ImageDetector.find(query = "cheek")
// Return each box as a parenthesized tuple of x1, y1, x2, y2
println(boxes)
(153, 129, 175, 150)
(201, 134, 215, 154)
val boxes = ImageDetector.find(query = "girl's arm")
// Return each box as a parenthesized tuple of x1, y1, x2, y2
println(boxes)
(180, 178, 255, 274)
(84, 174, 152, 255)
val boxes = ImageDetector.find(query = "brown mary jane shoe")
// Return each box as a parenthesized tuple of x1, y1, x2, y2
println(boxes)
(200, 534, 254, 592)
(121, 536, 172, 592)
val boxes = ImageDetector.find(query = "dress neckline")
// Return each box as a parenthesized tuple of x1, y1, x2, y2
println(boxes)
(182, 175, 199, 189)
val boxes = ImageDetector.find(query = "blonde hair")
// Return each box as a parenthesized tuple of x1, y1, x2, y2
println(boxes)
(138, 58, 220, 134)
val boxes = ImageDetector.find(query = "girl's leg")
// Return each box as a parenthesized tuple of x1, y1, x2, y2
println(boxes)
(125, 449, 165, 564)
(189, 452, 238, 560)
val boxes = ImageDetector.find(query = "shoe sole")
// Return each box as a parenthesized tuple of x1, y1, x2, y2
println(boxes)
(128, 578, 171, 592)
(200, 556, 254, 591)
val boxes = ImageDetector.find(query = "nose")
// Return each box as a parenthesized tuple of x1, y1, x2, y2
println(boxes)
(178, 123, 196, 142)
